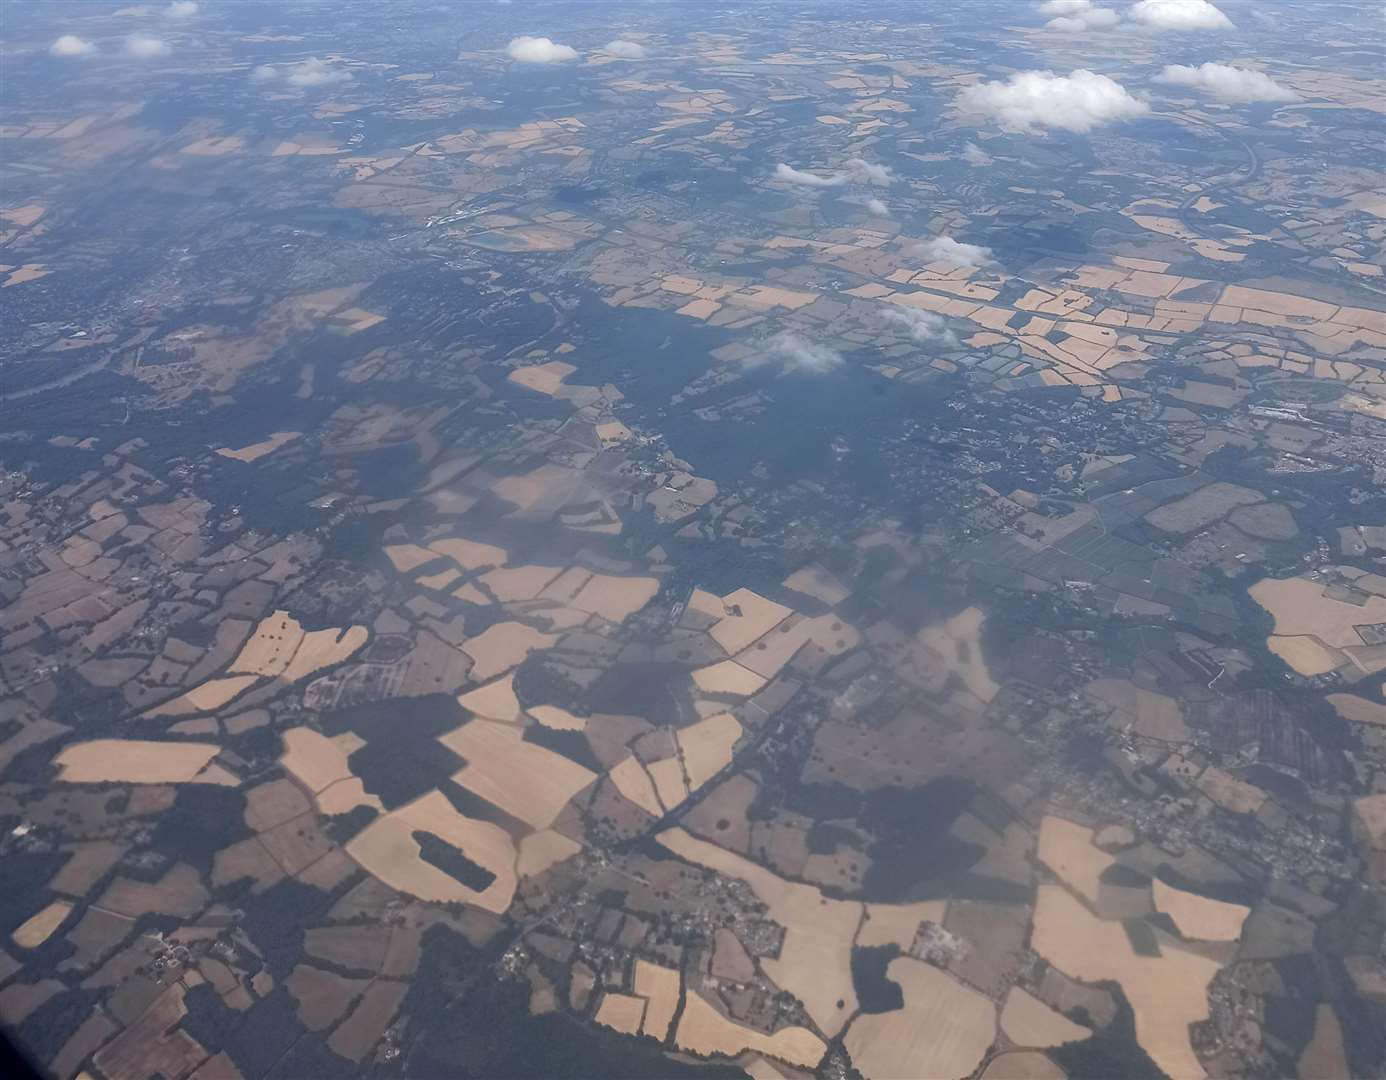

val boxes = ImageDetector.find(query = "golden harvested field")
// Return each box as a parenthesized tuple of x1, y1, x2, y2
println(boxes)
(634, 959, 680, 1040)
(1328, 692, 1386, 726)
(3, 264, 50, 287)
(658, 827, 861, 1035)
(708, 588, 792, 654)
(384, 543, 440, 573)
(856, 900, 947, 948)
(232, 607, 365, 684)
(149, 673, 260, 716)
(570, 574, 660, 622)
(280, 726, 353, 793)
(418, 567, 461, 591)
(1267, 635, 1345, 676)
(999, 986, 1090, 1047)
(1152, 879, 1249, 942)
(429, 535, 507, 570)
(649, 756, 689, 811)
(782, 564, 849, 606)
(594, 992, 646, 1035)
(456, 674, 523, 722)
(1250, 575, 1386, 675)
(675, 987, 825, 1069)
(528, 704, 586, 730)
(595, 420, 632, 444)
(508, 360, 577, 396)
(1036, 815, 1112, 903)
(677, 712, 742, 789)
(1298, 1005, 1350, 1080)
(233, 610, 305, 676)
(55, 739, 221, 784)
(215, 431, 301, 462)
(462, 622, 557, 680)
(279, 727, 382, 815)
(479, 564, 564, 601)
(692, 660, 768, 696)
(345, 790, 517, 911)
(490, 463, 580, 515)
(609, 755, 663, 816)
(11, 900, 73, 948)
(440, 719, 597, 829)
(735, 613, 860, 680)
(279, 626, 369, 684)
(843, 958, 996, 1080)
(916, 606, 999, 703)
(1032, 883, 1220, 1080)
(537, 565, 593, 604)
(0, 204, 45, 228)
(517, 828, 581, 877)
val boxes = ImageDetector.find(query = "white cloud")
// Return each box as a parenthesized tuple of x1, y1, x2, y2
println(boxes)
(167, 1, 198, 16)
(1128, 0, 1233, 30)
(1041, 0, 1121, 30)
(775, 158, 894, 189)
(286, 57, 351, 87)
(775, 163, 842, 188)
(957, 69, 1148, 133)
(915, 236, 995, 269)
(250, 64, 278, 81)
(881, 306, 958, 347)
(764, 333, 843, 374)
(125, 33, 171, 58)
(1156, 62, 1298, 102)
(962, 141, 991, 165)
(866, 197, 889, 216)
(50, 35, 97, 57)
(506, 35, 578, 63)
(843, 158, 894, 186)
(605, 39, 646, 59)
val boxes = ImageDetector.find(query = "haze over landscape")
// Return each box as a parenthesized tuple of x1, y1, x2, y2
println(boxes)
(1, 2, 1385, 1079)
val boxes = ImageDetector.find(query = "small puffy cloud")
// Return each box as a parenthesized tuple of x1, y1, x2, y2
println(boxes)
(1128, 0, 1233, 30)
(961, 141, 991, 165)
(843, 158, 894, 186)
(957, 68, 1148, 133)
(167, 1, 198, 16)
(915, 236, 995, 269)
(125, 33, 171, 58)
(605, 39, 646, 59)
(764, 332, 843, 374)
(284, 57, 352, 87)
(775, 163, 842, 188)
(252, 58, 352, 87)
(1156, 62, 1298, 102)
(506, 35, 578, 63)
(1041, 0, 1120, 30)
(775, 158, 893, 189)
(865, 197, 889, 216)
(881, 307, 957, 347)
(50, 34, 97, 57)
